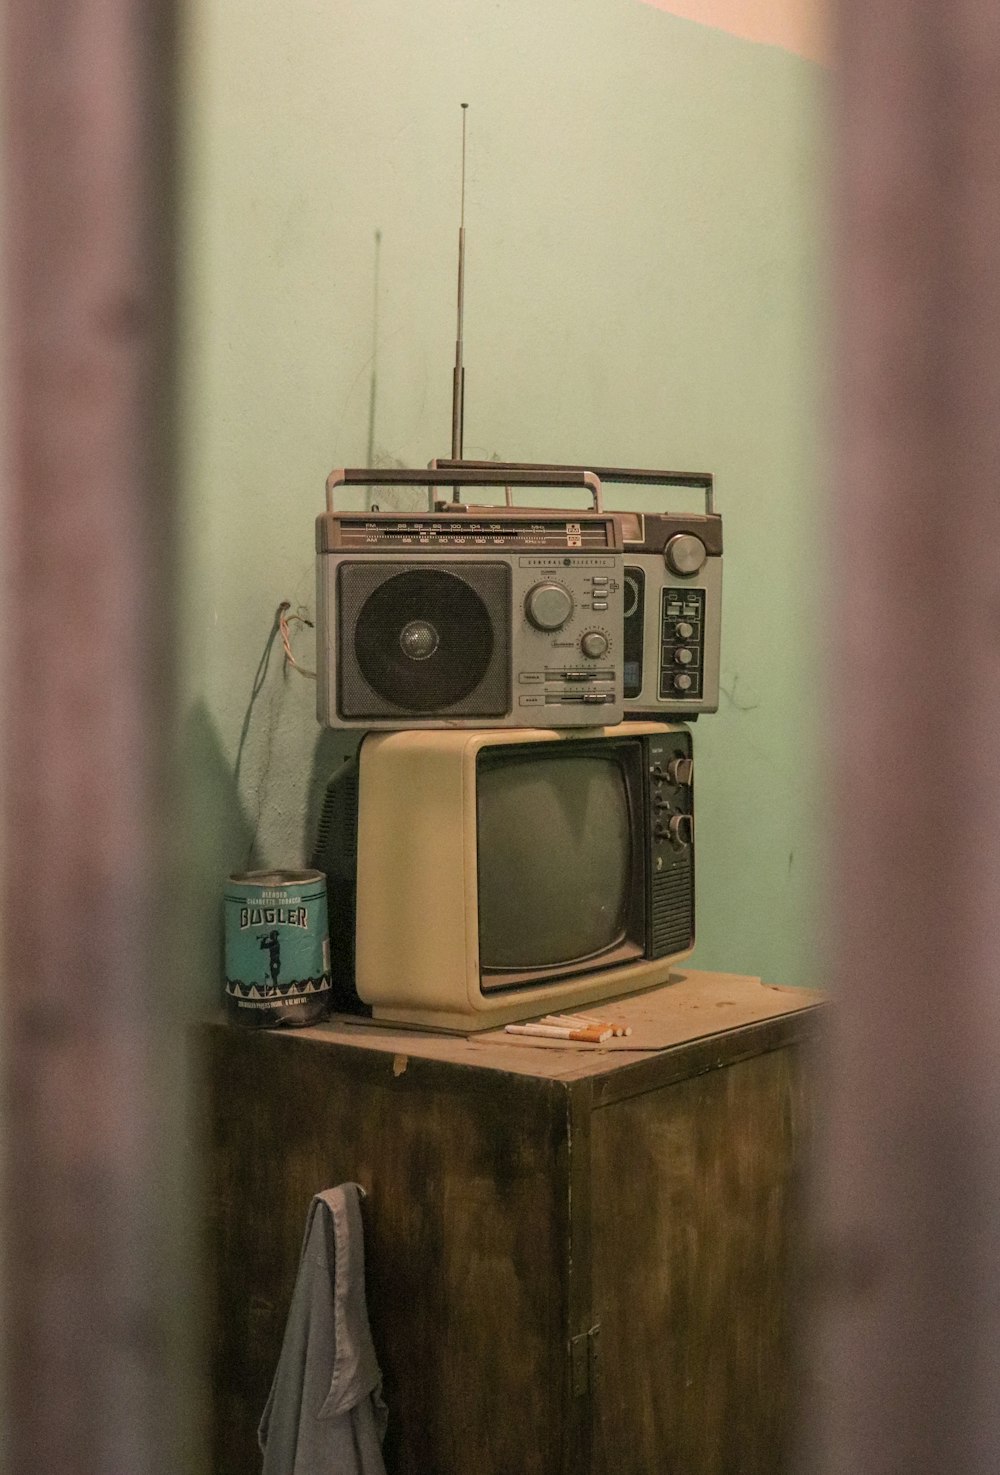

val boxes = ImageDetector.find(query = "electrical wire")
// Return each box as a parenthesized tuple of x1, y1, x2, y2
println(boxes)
(277, 601, 317, 679)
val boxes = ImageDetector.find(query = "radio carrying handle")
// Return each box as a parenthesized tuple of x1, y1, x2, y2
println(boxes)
(428, 458, 716, 516)
(325, 465, 604, 513)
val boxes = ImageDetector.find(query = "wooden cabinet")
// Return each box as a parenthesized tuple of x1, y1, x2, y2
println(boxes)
(205, 970, 821, 1475)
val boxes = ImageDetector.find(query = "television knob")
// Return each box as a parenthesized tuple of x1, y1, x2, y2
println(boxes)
(667, 757, 694, 786)
(525, 581, 574, 631)
(664, 533, 707, 577)
(674, 647, 695, 666)
(675, 620, 694, 640)
(673, 672, 694, 692)
(668, 814, 693, 847)
(580, 630, 609, 659)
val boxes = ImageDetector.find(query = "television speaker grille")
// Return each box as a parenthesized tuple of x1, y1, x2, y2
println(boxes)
(337, 562, 511, 719)
(650, 853, 694, 957)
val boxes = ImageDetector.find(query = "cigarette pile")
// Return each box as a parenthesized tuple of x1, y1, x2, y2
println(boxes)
(504, 1011, 633, 1043)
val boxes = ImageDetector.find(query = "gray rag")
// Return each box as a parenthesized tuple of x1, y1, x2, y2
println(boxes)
(259, 1183, 388, 1475)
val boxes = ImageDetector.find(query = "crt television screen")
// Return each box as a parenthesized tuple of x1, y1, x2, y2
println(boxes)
(476, 750, 632, 971)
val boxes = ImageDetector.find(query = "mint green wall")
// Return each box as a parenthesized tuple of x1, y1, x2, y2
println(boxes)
(180, 0, 825, 993)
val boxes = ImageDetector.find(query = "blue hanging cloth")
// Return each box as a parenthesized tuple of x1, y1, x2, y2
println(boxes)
(259, 1183, 388, 1475)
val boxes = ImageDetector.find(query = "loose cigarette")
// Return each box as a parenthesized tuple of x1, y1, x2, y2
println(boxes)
(505, 1022, 612, 1043)
(542, 1012, 632, 1038)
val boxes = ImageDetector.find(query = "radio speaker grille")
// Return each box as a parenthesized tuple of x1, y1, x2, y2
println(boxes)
(337, 561, 511, 719)
(650, 855, 694, 957)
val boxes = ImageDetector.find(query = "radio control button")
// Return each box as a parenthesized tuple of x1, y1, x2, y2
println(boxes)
(673, 672, 694, 692)
(664, 533, 707, 577)
(674, 647, 695, 666)
(525, 581, 574, 630)
(592, 600, 609, 611)
(581, 631, 610, 659)
(675, 620, 694, 641)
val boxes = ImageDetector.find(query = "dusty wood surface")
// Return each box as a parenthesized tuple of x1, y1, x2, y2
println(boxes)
(208, 1030, 570, 1475)
(592, 1047, 812, 1475)
(206, 974, 818, 1474)
(272, 968, 822, 1080)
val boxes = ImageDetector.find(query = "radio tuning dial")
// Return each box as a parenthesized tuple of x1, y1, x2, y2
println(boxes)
(525, 581, 574, 631)
(664, 533, 707, 577)
(580, 630, 609, 659)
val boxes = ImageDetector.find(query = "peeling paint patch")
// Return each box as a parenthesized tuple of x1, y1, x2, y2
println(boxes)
(392, 1053, 408, 1077)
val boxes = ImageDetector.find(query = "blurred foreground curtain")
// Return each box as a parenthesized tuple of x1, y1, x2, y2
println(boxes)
(800, 3, 1000, 1473)
(2, 4, 197, 1473)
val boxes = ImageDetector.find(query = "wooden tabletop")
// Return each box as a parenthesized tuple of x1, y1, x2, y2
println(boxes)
(221, 969, 824, 1084)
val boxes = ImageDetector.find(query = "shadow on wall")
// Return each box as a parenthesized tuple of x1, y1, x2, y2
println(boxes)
(180, 699, 255, 1007)
(304, 727, 362, 862)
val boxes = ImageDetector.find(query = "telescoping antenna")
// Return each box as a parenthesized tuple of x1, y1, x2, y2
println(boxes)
(450, 103, 469, 467)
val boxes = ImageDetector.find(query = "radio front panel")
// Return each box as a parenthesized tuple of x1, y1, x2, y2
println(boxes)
(316, 511, 626, 729)
(623, 548, 722, 717)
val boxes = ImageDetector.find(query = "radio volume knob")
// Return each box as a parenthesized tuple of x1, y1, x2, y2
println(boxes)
(664, 533, 707, 577)
(674, 647, 694, 666)
(580, 630, 609, 659)
(525, 582, 574, 631)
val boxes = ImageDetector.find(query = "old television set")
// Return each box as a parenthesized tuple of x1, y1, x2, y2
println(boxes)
(313, 721, 695, 1032)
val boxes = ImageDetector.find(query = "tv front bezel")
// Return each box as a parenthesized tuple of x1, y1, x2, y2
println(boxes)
(474, 737, 647, 992)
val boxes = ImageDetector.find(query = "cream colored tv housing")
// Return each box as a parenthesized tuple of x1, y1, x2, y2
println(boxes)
(350, 722, 695, 1032)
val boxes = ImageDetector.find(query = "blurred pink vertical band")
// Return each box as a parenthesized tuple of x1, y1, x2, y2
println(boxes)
(2, 4, 189, 1473)
(802, 3, 1000, 1471)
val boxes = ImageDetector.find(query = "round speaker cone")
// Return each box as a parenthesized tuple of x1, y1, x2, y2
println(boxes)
(355, 568, 494, 711)
(399, 619, 440, 661)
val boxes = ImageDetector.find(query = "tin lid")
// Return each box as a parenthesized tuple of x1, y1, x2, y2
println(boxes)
(227, 869, 326, 887)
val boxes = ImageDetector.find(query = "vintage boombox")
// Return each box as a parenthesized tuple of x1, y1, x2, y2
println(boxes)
(429, 461, 723, 717)
(316, 466, 628, 730)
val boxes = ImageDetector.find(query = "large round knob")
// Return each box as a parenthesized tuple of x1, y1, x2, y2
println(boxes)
(673, 672, 694, 692)
(580, 630, 609, 659)
(664, 533, 707, 577)
(525, 581, 574, 631)
(675, 620, 694, 641)
(674, 647, 694, 666)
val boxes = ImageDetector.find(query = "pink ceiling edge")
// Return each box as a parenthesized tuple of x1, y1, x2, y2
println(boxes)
(637, 0, 828, 64)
